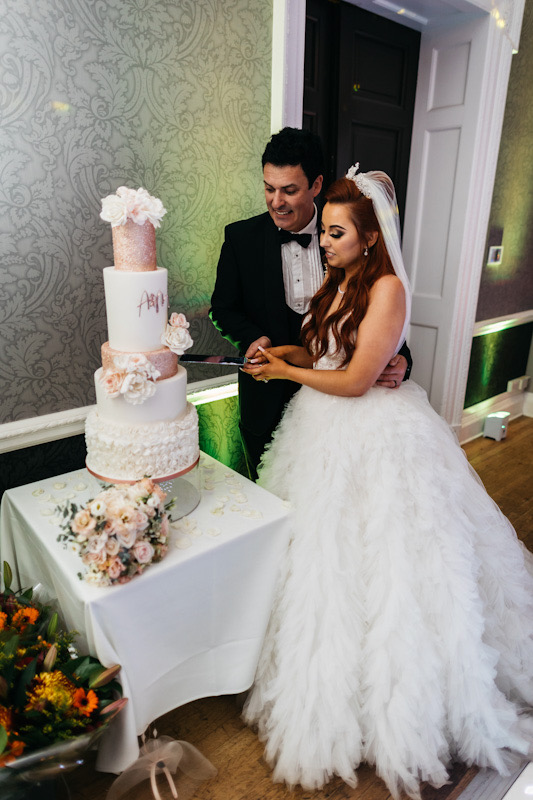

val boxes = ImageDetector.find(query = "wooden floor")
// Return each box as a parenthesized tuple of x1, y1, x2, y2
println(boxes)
(58, 416, 533, 800)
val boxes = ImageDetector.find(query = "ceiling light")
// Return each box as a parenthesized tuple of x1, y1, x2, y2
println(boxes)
(373, 0, 428, 25)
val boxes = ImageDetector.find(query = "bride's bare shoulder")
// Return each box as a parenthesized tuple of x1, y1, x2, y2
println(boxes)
(369, 274, 404, 299)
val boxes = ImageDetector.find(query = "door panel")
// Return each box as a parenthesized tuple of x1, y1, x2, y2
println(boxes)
(402, 17, 490, 415)
(303, 1, 420, 220)
(349, 123, 399, 179)
(336, 4, 420, 221)
(303, 0, 338, 187)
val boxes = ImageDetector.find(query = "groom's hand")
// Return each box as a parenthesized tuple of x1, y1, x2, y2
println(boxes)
(245, 336, 272, 362)
(375, 354, 408, 389)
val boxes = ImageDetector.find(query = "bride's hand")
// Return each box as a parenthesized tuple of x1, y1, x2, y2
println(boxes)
(242, 347, 289, 382)
(247, 345, 294, 366)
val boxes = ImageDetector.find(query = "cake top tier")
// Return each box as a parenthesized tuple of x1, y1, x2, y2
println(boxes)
(100, 187, 167, 272)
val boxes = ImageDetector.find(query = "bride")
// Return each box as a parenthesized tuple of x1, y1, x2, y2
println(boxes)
(241, 166, 533, 799)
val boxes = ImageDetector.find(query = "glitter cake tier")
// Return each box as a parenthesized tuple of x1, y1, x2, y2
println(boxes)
(112, 219, 156, 271)
(101, 342, 178, 381)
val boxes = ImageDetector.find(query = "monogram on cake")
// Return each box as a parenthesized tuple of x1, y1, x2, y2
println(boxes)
(85, 187, 199, 483)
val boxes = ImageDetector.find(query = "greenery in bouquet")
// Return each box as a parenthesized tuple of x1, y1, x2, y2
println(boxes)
(57, 477, 174, 587)
(0, 563, 125, 768)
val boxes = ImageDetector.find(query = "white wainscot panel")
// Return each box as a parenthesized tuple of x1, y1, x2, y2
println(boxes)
(409, 324, 438, 395)
(411, 127, 461, 297)
(429, 41, 471, 111)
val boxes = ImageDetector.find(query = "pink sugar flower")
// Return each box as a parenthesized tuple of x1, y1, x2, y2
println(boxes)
(100, 369, 124, 398)
(169, 312, 189, 329)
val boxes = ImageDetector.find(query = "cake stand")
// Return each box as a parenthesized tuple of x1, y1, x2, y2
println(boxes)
(86, 456, 201, 520)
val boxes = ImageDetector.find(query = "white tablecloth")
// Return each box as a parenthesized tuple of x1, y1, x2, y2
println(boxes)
(0, 453, 290, 772)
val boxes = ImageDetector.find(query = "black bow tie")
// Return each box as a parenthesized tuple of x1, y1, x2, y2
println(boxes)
(278, 230, 312, 248)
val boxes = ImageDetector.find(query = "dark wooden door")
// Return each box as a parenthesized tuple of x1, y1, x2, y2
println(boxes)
(304, 0, 420, 222)
(303, 0, 338, 188)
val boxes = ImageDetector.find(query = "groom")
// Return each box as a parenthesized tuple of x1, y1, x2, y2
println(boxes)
(210, 127, 411, 479)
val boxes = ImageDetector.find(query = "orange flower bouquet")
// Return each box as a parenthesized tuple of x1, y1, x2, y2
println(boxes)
(0, 563, 126, 793)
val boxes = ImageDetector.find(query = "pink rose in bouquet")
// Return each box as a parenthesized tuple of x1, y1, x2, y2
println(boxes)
(132, 540, 155, 565)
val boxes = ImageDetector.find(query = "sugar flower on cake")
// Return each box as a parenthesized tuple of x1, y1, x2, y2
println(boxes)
(100, 186, 167, 228)
(161, 312, 193, 355)
(99, 354, 160, 405)
(57, 479, 174, 587)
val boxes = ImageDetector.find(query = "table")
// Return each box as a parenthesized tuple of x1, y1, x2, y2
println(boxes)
(0, 453, 290, 773)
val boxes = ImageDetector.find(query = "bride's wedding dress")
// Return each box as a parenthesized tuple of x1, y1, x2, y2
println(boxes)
(243, 342, 533, 800)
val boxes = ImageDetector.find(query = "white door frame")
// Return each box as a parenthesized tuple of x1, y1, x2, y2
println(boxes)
(272, 0, 525, 431)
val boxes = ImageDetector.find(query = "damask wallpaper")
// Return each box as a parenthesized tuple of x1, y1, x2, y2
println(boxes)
(0, 0, 272, 425)
(475, 0, 533, 321)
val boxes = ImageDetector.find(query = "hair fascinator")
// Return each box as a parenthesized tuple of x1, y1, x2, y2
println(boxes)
(345, 163, 373, 198)
(106, 733, 217, 800)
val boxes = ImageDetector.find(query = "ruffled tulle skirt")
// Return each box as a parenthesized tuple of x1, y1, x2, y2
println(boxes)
(242, 381, 533, 799)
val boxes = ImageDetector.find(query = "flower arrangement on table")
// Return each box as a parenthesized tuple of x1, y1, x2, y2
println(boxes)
(0, 563, 126, 775)
(57, 478, 174, 587)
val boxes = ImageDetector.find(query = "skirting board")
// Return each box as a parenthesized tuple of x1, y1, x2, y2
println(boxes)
(460, 391, 532, 444)
(458, 763, 531, 800)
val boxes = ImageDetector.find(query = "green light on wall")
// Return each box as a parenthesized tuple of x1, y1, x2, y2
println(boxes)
(187, 381, 246, 476)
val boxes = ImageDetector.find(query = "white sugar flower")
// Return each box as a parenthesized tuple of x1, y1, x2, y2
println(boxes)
(101, 187, 167, 228)
(100, 194, 129, 226)
(113, 354, 160, 381)
(121, 371, 157, 404)
(161, 312, 193, 355)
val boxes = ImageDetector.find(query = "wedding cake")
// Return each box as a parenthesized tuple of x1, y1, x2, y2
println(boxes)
(85, 187, 199, 483)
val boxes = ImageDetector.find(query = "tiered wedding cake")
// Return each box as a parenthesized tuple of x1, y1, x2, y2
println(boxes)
(85, 187, 199, 483)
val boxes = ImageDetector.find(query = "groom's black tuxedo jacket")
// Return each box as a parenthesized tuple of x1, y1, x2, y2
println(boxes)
(210, 211, 307, 438)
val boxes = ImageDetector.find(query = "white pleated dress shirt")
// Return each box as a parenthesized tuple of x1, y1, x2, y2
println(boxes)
(280, 205, 324, 314)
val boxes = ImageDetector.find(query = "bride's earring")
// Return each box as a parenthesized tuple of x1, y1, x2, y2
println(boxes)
(363, 247, 369, 257)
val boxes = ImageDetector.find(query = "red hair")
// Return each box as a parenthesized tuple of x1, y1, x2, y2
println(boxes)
(301, 177, 395, 366)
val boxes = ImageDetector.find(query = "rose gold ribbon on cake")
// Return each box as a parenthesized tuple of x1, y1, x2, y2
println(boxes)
(85, 455, 200, 485)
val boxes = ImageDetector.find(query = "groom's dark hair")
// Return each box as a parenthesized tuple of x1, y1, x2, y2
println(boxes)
(262, 127, 324, 188)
